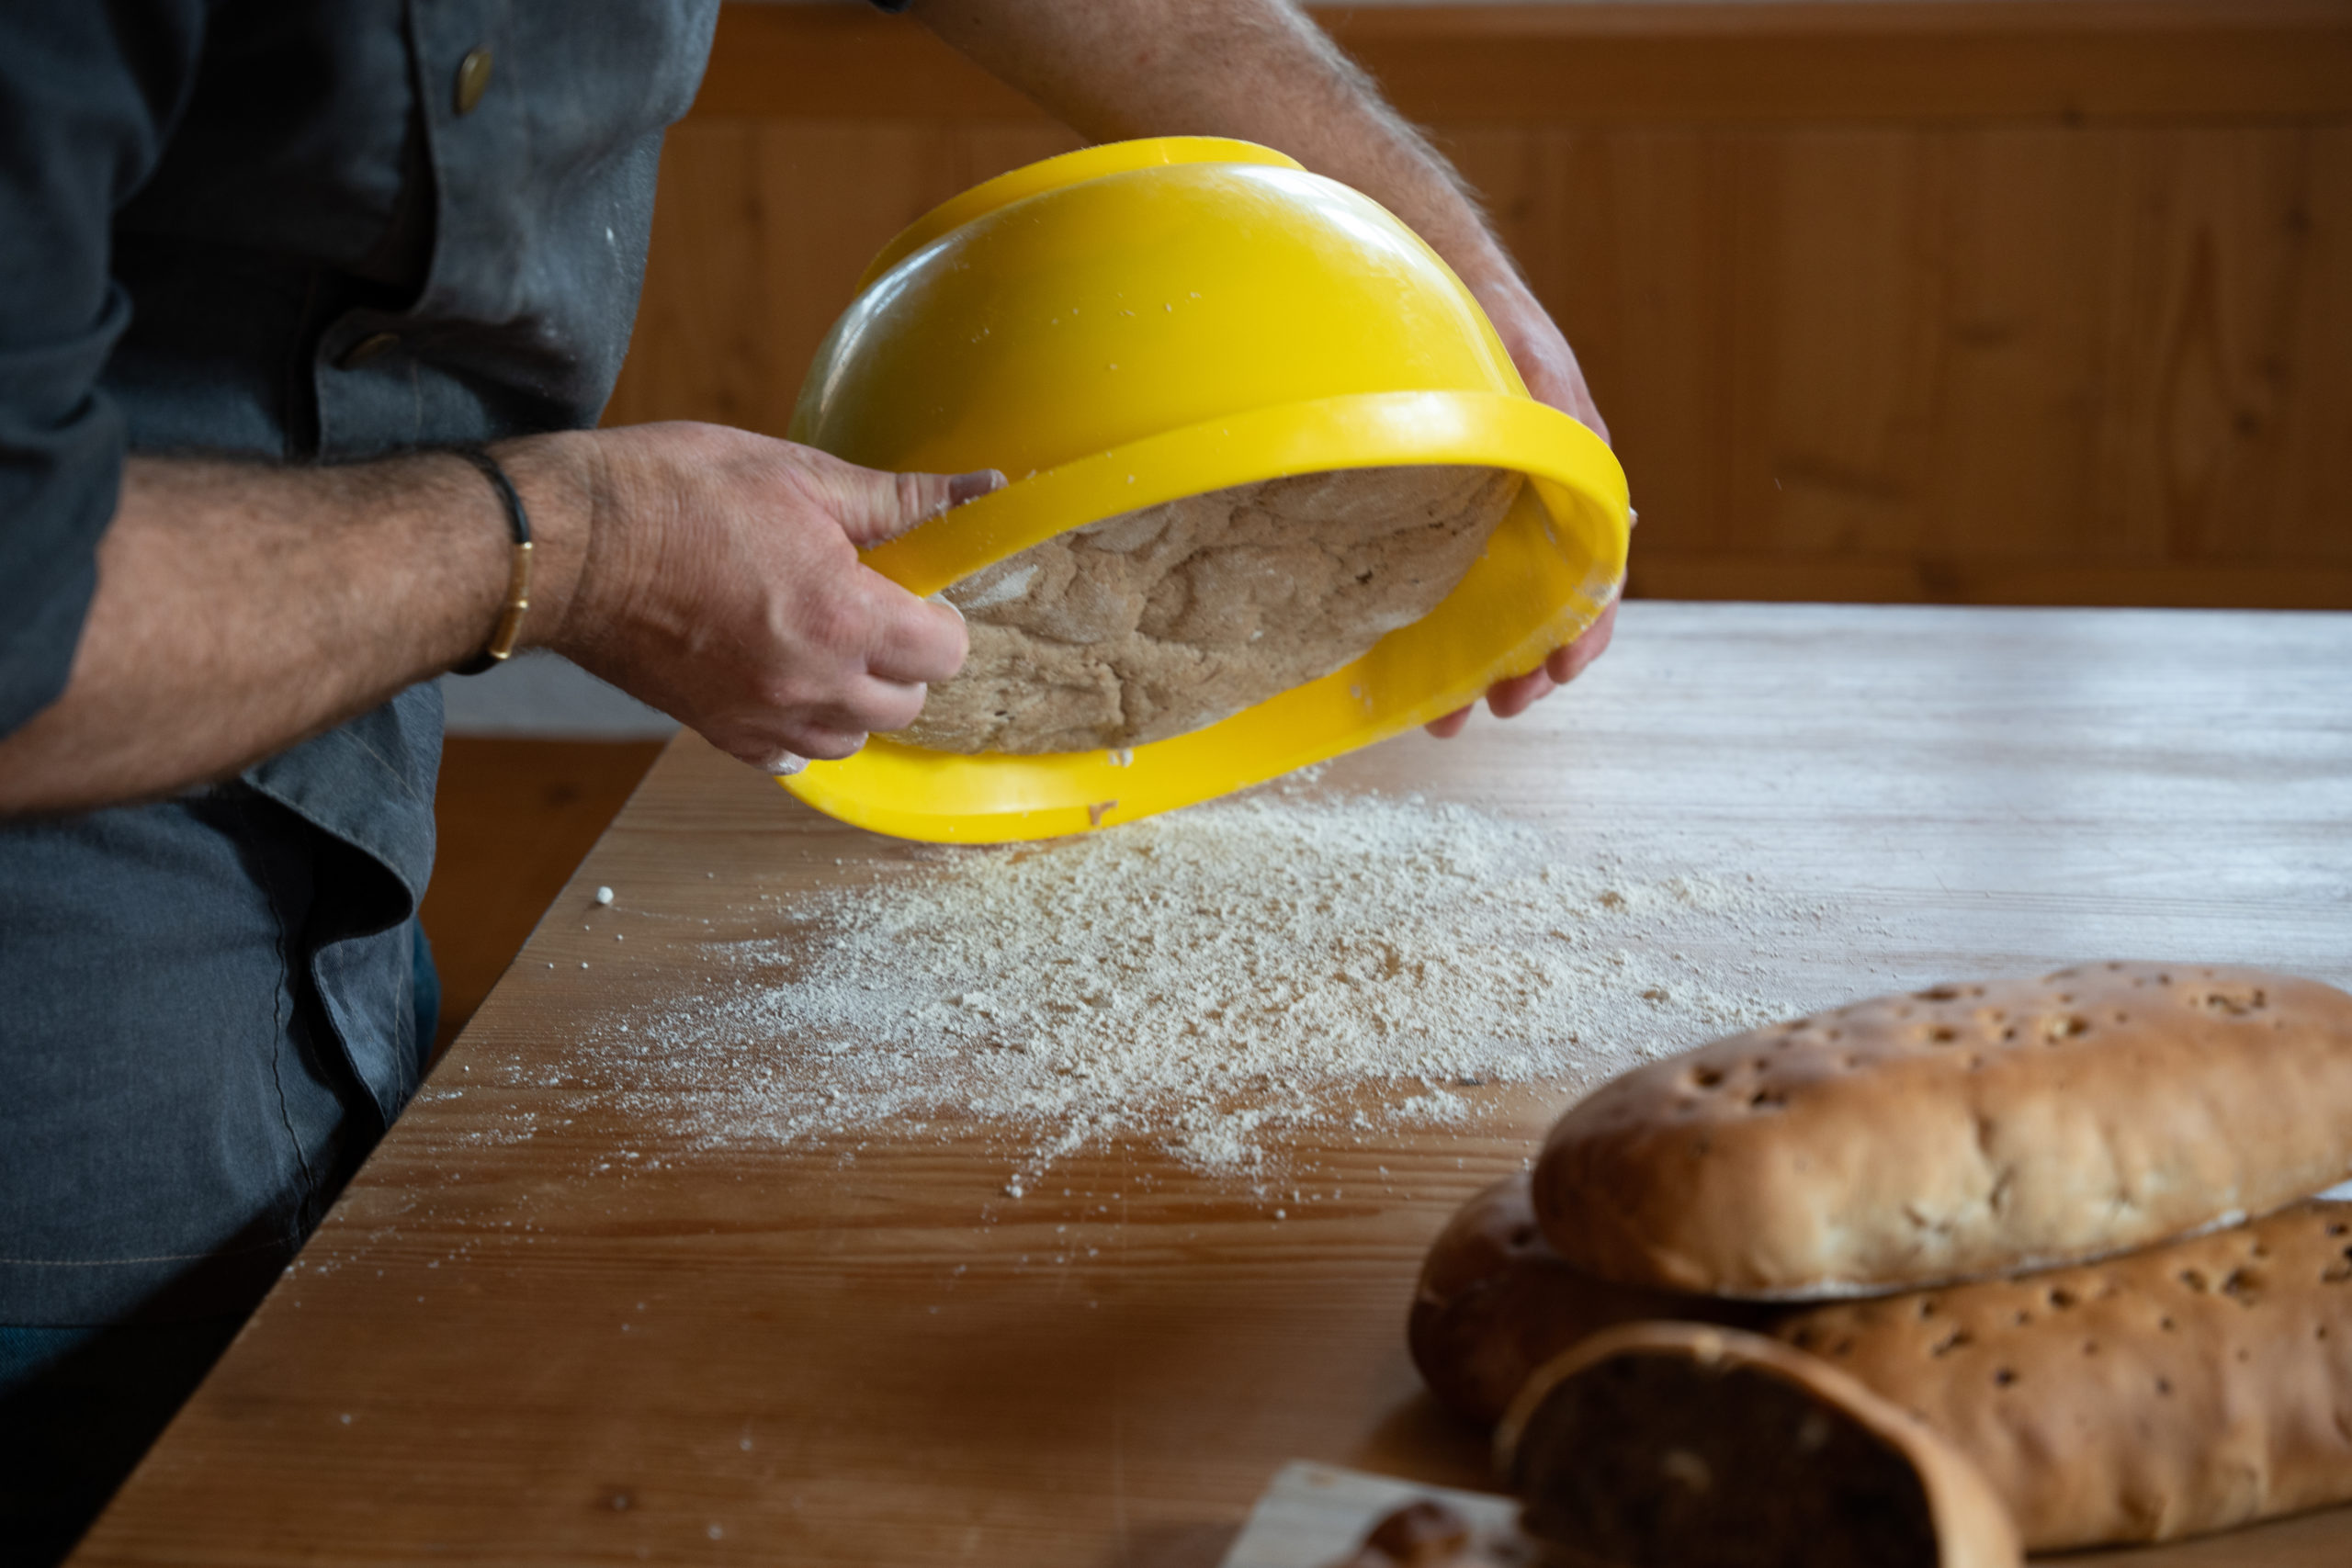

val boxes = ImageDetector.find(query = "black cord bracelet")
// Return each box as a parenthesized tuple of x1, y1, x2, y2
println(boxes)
(451, 446, 534, 676)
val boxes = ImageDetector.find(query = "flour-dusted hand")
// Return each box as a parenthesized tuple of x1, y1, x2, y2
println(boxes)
(543, 423, 999, 768)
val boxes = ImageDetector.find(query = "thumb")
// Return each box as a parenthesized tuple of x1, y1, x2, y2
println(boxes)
(820, 459, 1007, 548)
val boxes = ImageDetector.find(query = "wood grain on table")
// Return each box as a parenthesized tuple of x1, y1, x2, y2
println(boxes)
(75, 604, 2352, 1565)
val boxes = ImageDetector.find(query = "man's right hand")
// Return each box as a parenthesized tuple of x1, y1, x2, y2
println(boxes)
(0, 423, 998, 817)
(530, 423, 999, 773)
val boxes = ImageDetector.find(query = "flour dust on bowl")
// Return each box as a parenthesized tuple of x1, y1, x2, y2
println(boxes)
(781, 137, 1631, 843)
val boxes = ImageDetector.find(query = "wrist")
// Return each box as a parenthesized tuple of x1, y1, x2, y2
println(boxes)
(489, 430, 603, 658)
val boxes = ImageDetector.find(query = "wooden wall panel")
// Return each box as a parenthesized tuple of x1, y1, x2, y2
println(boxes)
(605, 120, 1082, 435)
(605, 3, 2352, 608)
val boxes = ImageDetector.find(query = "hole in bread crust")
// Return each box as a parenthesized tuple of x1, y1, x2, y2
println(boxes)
(1923, 1025, 1958, 1045)
(2156, 1376, 2174, 1395)
(1929, 1329, 1972, 1357)
(2198, 987, 2267, 1016)
(1691, 1066, 1725, 1089)
(1915, 986, 1962, 1002)
(2048, 1288, 2078, 1309)
(1992, 1368, 2018, 1387)
(2044, 1014, 2090, 1043)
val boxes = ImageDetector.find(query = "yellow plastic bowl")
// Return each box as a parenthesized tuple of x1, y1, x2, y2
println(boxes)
(780, 136, 1629, 842)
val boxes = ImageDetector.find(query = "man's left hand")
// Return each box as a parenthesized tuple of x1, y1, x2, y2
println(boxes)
(1424, 269, 1621, 739)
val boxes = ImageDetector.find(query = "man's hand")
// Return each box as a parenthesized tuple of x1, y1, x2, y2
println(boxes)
(541, 423, 992, 773)
(1425, 268, 1622, 739)
(0, 426, 997, 816)
(1474, 270, 1608, 446)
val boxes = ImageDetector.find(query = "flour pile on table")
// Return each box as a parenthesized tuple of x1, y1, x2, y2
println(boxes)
(599, 788, 1827, 1182)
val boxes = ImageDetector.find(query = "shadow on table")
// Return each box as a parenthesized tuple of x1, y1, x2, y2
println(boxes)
(1351, 1388, 1497, 1493)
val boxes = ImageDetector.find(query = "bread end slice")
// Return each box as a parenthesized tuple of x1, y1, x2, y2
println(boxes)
(1497, 1323, 2021, 1568)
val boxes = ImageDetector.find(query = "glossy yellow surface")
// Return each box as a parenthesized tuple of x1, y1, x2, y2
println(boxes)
(780, 138, 1630, 842)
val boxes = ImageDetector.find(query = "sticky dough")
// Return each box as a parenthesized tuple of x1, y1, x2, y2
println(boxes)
(893, 465, 1522, 755)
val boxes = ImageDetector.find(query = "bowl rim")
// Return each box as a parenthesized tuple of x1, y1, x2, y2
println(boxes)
(780, 387, 1628, 843)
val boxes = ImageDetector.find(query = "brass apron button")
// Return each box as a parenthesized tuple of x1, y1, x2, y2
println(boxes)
(455, 47, 493, 115)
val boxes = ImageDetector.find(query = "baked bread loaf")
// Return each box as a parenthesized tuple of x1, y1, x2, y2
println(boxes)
(897, 464, 1520, 754)
(1774, 1199, 2352, 1551)
(1498, 1323, 2021, 1568)
(1408, 1185, 2352, 1549)
(1409, 1174, 1776, 1426)
(1532, 964, 2352, 1296)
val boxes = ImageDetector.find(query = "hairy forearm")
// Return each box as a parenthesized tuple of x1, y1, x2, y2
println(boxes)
(0, 437, 594, 817)
(1, 421, 983, 815)
(910, 0, 1511, 290)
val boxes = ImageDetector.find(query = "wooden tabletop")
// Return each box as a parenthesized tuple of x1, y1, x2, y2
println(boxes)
(77, 602, 2352, 1566)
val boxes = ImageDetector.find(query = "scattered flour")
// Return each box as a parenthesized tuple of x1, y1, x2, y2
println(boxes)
(592, 788, 1830, 1186)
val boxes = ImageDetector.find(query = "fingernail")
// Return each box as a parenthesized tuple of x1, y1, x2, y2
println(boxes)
(926, 591, 966, 624)
(766, 751, 808, 777)
(948, 468, 1008, 508)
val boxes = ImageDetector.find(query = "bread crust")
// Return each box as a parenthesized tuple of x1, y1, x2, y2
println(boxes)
(1408, 1175, 1775, 1426)
(1532, 964, 2352, 1295)
(1776, 1199, 2352, 1551)
(1497, 1322, 2022, 1568)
